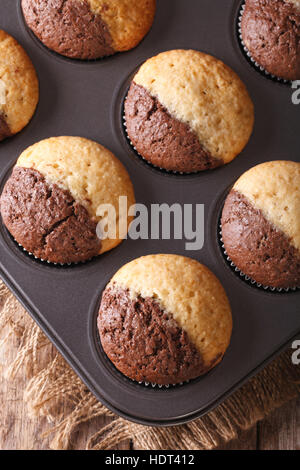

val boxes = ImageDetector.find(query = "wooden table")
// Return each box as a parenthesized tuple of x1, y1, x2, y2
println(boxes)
(219, 397, 300, 450)
(0, 333, 299, 450)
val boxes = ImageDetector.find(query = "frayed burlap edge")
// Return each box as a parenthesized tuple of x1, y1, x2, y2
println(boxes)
(0, 280, 299, 450)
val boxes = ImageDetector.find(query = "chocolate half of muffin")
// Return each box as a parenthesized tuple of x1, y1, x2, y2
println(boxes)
(98, 285, 221, 386)
(221, 161, 300, 289)
(125, 82, 221, 173)
(241, 0, 300, 81)
(0, 167, 101, 265)
(21, 0, 115, 60)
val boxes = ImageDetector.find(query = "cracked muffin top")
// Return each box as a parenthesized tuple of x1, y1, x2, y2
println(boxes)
(241, 0, 300, 80)
(21, 0, 156, 60)
(221, 161, 300, 289)
(0, 29, 39, 141)
(124, 50, 254, 173)
(0, 137, 135, 264)
(98, 254, 233, 385)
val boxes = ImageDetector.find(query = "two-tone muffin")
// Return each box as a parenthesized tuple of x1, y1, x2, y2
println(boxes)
(124, 49, 254, 173)
(221, 161, 300, 289)
(21, 0, 156, 60)
(0, 30, 39, 141)
(241, 0, 300, 80)
(98, 254, 233, 386)
(0, 137, 135, 265)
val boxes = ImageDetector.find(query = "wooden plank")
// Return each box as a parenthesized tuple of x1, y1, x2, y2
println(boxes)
(0, 332, 130, 450)
(217, 426, 258, 450)
(0, 372, 131, 449)
(258, 398, 300, 451)
(0, 339, 56, 449)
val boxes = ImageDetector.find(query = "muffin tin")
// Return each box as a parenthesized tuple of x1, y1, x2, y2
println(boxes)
(0, 0, 299, 426)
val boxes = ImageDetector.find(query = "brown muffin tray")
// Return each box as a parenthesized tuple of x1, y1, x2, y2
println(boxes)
(0, 0, 299, 426)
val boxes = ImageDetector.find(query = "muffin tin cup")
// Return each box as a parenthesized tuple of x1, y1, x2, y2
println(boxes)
(0, 0, 299, 426)
(237, 1, 291, 85)
(218, 223, 300, 294)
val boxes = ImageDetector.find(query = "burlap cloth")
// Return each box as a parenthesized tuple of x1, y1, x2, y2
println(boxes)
(0, 280, 299, 450)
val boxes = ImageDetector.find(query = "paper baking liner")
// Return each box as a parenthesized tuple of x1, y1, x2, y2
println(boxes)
(15, 239, 95, 267)
(237, 2, 291, 85)
(219, 223, 300, 293)
(136, 379, 189, 389)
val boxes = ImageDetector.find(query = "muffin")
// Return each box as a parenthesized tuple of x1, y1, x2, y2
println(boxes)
(221, 161, 300, 289)
(21, 0, 156, 60)
(0, 137, 135, 265)
(0, 30, 39, 141)
(241, 0, 300, 81)
(124, 49, 254, 173)
(98, 255, 233, 386)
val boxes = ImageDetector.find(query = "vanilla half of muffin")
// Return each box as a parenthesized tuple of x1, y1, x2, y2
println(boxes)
(0, 29, 39, 141)
(221, 161, 300, 289)
(98, 255, 233, 385)
(0, 137, 135, 264)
